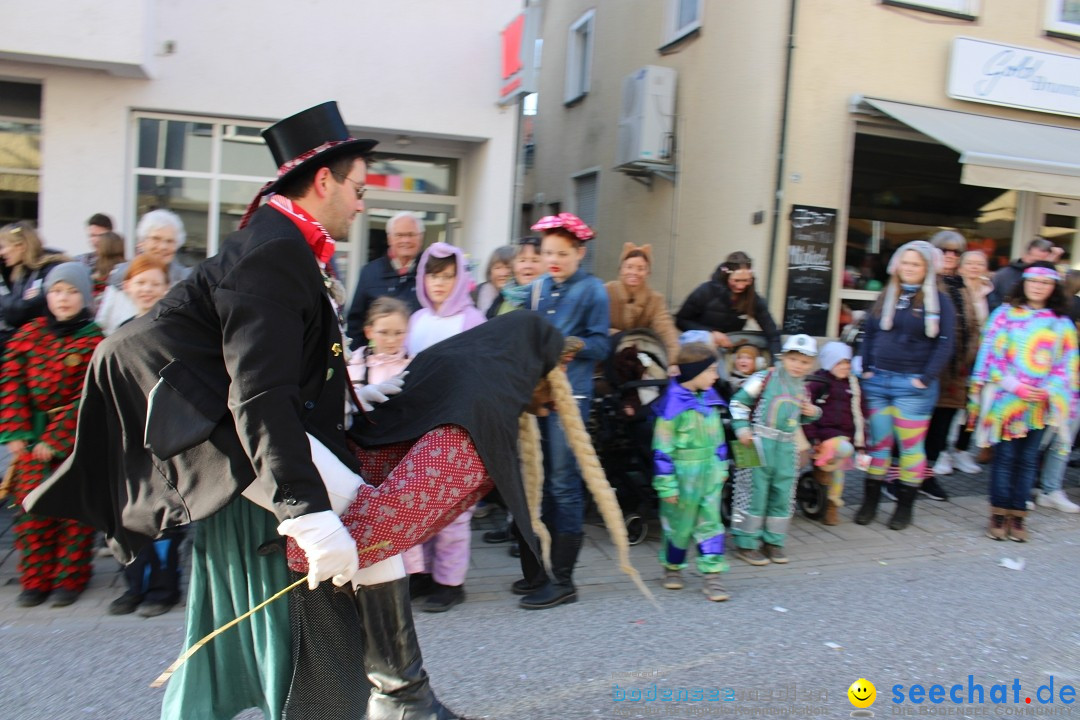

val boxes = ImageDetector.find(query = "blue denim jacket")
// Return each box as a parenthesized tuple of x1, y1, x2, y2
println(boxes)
(531, 269, 610, 399)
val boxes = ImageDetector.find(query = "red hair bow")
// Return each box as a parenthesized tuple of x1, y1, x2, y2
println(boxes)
(531, 213, 595, 241)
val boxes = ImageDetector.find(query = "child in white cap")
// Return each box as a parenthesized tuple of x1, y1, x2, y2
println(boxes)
(729, 334, 821, 565)
(803, 341, 868, 525)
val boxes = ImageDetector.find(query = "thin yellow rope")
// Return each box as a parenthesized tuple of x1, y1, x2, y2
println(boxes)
(150, 540, 391, 688)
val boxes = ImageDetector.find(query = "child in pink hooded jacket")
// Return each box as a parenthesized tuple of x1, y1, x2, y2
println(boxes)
(403, 242, 486, 611)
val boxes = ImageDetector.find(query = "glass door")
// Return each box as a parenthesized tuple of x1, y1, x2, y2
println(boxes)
(338, 200, 457, 298)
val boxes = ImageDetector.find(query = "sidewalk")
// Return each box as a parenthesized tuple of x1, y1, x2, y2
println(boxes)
(2, 463, 1079, 628)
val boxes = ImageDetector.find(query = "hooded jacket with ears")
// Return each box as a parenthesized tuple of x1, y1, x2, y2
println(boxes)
(407, 242, 485, 356)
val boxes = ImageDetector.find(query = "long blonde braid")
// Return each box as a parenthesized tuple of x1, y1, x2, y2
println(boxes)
(518, 413, 551, 570)
(544, 367, 658, 609)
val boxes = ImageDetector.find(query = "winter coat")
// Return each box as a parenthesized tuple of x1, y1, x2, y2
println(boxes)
(935, 275, 982, 409)
(991, 258, 1026, 301)
(345, 255, 420, 349)
(675, 269, 781, 357)
(859, 288, 956, 385)
(803, 369, 867, 448)
(605, 280, 680, 362)
(0, 255, 68, 354)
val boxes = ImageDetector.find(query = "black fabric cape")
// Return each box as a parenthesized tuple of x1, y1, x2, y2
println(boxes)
(350, 311, 563, 564)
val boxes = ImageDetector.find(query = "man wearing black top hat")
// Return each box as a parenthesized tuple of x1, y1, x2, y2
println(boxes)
(26, 102, 463, 719)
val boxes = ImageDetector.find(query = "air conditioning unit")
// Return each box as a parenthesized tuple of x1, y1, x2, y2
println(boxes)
(615, 65, 676, 169)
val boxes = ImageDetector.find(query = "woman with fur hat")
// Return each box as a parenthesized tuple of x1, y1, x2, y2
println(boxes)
(0, 262, 103, 607)
(970, 261, 1078, 541)
(606, 242, 680, 362)
(855, 241, 956, 531)
(675, 251, 782, 359)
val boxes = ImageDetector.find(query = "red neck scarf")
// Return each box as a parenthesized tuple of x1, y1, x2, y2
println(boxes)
(267, 195, 335, 267)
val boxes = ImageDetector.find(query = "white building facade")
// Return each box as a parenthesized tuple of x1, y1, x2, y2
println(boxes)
(1, 0, 525, 292)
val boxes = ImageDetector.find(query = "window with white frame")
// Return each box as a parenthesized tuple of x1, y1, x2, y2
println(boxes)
(573, 171, 599, 273)
(1046, 0, 1080, 37)
(663, 0, 703, 47)
(881, 0, 979, 18)
(564, 10, 595, 105)
(132, 114, 276, 267)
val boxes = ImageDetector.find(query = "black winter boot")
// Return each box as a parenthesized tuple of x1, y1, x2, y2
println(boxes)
(519, 533, 583, 610)
(355, 578, 463, 720)
(511, 521, 548, 595)
(888, 483, 918, 531)
(854, 476, 882, 525)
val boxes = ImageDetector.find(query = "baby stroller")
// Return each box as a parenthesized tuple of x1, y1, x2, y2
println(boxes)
(589, 328, 670, 544)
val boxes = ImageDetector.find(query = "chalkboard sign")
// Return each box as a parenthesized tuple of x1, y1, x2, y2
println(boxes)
(782, 205, 836, 337)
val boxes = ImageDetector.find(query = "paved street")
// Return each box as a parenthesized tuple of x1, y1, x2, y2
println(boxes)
(2, 462, 1080, 720)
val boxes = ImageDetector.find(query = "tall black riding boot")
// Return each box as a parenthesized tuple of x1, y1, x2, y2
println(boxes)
(511, 520, 549, 595)
(888, 482, 917, 531)
(355, 578, 462, 720)
(519, 532, 583, 610)
(854, 476, 882, 526)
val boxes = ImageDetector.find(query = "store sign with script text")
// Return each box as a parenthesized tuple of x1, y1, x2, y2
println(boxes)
(948, 37, 1080, 118)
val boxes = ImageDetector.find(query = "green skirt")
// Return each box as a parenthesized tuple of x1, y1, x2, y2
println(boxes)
(161, 500, 292, 720)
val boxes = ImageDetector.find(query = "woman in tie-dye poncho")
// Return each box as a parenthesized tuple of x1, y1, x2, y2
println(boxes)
(970, 261, 1079, 543)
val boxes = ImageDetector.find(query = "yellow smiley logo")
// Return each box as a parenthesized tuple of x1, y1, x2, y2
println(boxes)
(848, 678, 876, 708)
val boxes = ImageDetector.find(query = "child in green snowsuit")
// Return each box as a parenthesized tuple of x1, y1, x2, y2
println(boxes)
(652, 342, 731, 602)
(730, 334, 821, 566)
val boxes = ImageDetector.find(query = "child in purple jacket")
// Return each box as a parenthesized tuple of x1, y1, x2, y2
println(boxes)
(804, 342, 868, 525)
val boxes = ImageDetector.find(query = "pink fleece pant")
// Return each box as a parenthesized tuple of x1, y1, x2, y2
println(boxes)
(401, 505, 476, 586)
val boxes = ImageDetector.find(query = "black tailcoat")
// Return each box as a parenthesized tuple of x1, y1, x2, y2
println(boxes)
(26, 206, 352, 562)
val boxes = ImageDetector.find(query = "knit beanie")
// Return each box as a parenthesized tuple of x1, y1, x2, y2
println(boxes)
(880, 240, 942, 338)
(44, 262, 93, 309)
(818, 341, 852, 372)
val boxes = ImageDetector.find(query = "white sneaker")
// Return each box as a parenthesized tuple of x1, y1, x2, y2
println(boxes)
(932, 453, 953, 476)
(952, 450, 981, 474)
(1026, 499, 1036, 511)
(1036, 490, 1080, 514)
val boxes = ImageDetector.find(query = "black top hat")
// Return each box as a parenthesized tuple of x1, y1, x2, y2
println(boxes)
(260, 101, 378, 196)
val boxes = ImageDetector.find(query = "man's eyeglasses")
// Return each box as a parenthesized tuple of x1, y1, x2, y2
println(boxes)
(941, 247, 962, 256)
(331, 171, 367, 200)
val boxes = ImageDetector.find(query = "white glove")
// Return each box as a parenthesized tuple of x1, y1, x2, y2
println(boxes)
(278, 510, 360, 590)
(357, 371, 408, 412)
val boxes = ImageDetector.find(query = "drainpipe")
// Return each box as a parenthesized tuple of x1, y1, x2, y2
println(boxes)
(767, 0, 797, 321)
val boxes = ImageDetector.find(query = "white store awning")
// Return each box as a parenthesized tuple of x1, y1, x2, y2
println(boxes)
(857, 96, 1080, 197)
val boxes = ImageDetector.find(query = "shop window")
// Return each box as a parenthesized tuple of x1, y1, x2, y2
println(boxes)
(0, 81, 41, 226)
(565, 10, 595, 105)
(662, 0, 703, 49)
(881, 0, 979, 20)
(1046, 0, 1080, 38)
(0, 120, 41, 226)
(366, 154, 458, 196)
(844, 132, 1016, 294)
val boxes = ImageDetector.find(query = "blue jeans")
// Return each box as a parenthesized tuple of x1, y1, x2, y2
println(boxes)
(862, 370, 939, 485)
(538, 398, 589, 535)
(990, 429, 1045, 510)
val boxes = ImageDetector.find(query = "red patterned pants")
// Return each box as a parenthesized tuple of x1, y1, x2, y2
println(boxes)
(12, 455, 94, 592)
(286, 425, 493, 572)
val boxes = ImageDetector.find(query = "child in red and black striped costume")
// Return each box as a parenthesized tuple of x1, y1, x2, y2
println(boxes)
(1, 262, 103, 608)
